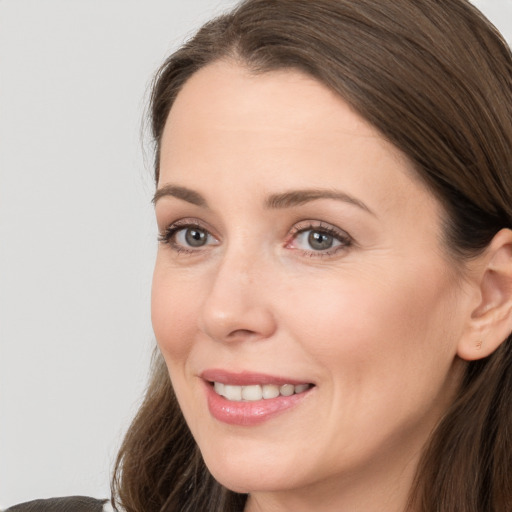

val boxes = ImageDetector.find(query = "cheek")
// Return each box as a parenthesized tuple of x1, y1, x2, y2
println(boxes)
(281, 265, 464, 468)
(151, 259, 213, 438)
(289, 265, 461, 390)
(151, 260, 199, 363)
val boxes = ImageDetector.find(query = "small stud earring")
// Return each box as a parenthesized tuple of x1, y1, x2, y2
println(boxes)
(476, 341, 483, 350)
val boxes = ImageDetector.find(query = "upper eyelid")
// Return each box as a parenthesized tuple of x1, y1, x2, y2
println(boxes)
(162, 219, 349, 235)
(290, 221, 352, 238)
(160, 218, 217, 235)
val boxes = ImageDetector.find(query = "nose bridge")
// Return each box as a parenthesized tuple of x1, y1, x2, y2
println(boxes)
(198, 239, 276, 343)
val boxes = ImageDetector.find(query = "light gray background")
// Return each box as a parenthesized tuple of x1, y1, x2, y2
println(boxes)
(0, 0, 510, 508)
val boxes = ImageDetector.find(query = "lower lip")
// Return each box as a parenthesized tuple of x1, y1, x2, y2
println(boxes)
(204, 382, 312, 426)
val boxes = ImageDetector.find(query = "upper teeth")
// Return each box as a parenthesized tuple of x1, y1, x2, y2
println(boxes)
(213, 382, 310, 401)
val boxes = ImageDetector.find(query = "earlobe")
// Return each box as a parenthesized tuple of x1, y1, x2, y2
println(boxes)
(457, 228, 512, 361)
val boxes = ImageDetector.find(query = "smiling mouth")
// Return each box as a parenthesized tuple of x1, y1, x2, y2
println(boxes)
(211, 382, 314, 402)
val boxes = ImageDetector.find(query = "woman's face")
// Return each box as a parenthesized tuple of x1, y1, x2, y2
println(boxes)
(152, 61, 473, 507)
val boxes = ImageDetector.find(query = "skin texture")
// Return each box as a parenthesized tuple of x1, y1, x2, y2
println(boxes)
(151, 61, 483, 512)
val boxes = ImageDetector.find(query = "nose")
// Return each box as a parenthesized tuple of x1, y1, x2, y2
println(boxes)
(198, 252, 277, 344)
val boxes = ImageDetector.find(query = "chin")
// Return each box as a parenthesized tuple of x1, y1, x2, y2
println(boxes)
(200, 445, 305, 494)
(207, 465, 296, 495)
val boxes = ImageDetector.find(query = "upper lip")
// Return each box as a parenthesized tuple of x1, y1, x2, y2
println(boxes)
(200, 369, 313, 386)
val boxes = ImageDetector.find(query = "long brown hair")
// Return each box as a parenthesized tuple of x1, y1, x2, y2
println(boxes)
(112, 1, 512, 510)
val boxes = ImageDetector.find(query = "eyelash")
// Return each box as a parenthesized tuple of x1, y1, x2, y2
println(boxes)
(286, 222, 353, 257)
(158, 219, 353, 257)
(158, 219, 217, 254)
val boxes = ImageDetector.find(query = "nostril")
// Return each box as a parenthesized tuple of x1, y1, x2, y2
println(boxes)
(227, 328, 257, 338)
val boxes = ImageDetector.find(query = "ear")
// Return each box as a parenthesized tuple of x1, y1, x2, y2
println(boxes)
(457, 228, 512, 361)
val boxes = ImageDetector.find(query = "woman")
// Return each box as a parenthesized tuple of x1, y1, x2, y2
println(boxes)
(8, 0, 511, 511)
(110, 0, 512, 511)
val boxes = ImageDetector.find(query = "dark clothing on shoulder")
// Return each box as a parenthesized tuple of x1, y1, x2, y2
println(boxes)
(5, 496, 109, 512)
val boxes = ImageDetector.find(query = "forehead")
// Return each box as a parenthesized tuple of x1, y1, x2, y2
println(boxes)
(164, 60, 381, 147)
(161, 61, 418, 183)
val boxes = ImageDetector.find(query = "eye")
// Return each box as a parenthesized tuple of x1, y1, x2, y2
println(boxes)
(177, 226, 209, 247)
(298, 230, 338, 251)
(287, 222, 352, 256)
(159, 221, 218, 252)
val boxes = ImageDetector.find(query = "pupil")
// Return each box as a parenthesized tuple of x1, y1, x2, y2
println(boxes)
(185, 228, 207, 247)
(308, 231, 333, 250)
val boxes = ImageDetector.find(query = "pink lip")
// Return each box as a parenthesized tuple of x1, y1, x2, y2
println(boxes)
(200, 370, 314, 426)
(201, 369, 311, 386)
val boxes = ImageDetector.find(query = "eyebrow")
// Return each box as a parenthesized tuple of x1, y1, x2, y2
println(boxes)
(153, 184, 208, 207)
(153, 184, 373, 215)
(265, 189, 374, 214)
